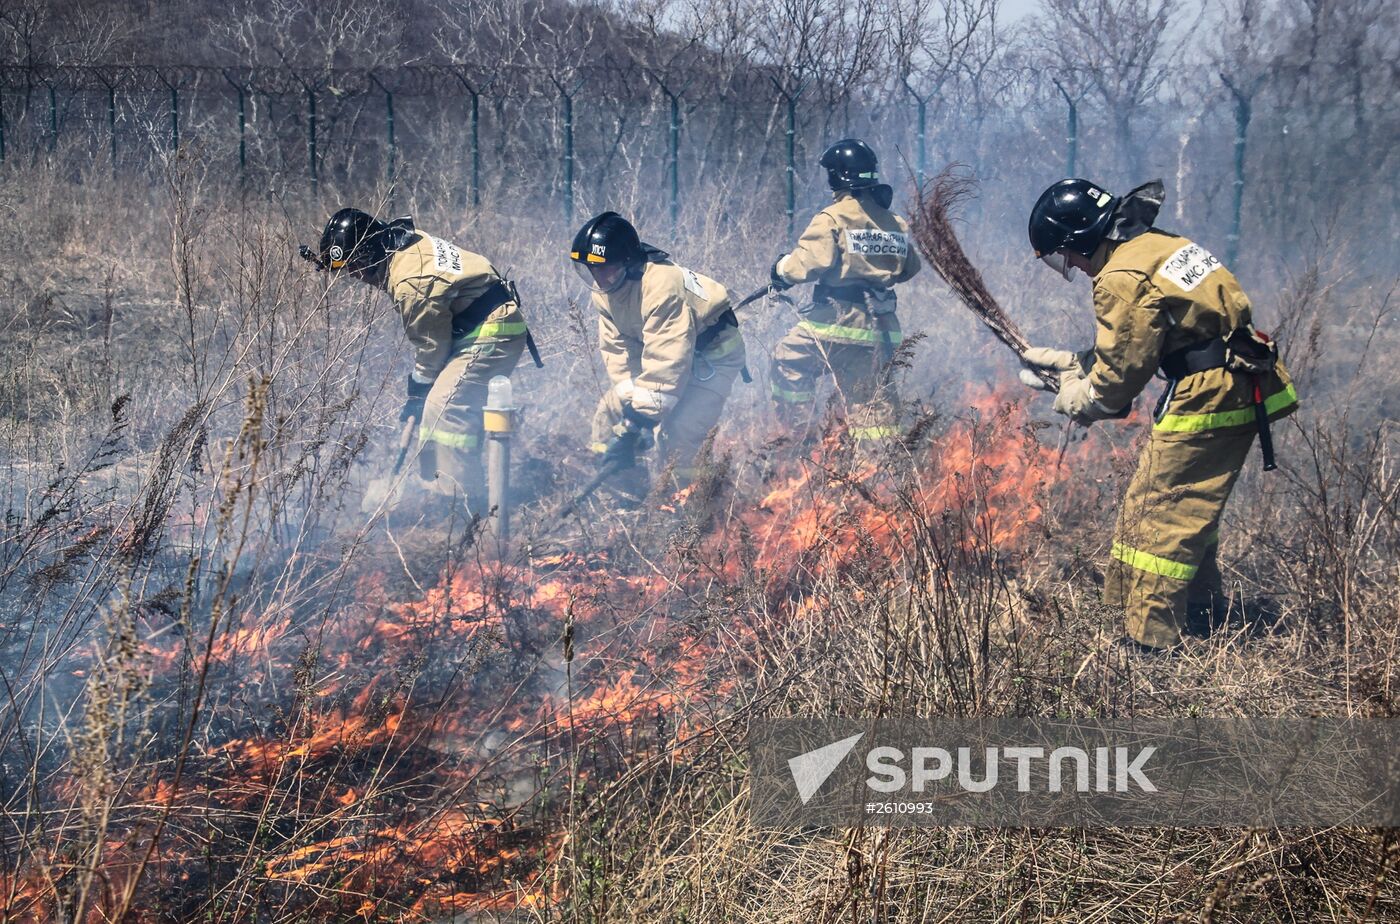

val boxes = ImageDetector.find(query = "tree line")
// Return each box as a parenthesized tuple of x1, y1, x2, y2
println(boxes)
(1, 0, 1395, 271)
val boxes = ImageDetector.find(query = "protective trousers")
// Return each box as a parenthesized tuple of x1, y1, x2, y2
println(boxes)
(591, 329, 746, 487)
(418, 336, 526, 504)
(1104, 424, 1256, 648)
(769, 314, 901, 442)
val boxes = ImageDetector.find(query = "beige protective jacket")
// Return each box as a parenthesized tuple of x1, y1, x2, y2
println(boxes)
(773, 190, 921, 342)
(386, 232, 528, 383)
(1088, 230, 1298, 430)
(593, 261, 733, 421)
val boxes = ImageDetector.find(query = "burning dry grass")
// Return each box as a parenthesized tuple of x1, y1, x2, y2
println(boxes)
(1, 161, 1398, 922)
(12, 383, 1396, 921)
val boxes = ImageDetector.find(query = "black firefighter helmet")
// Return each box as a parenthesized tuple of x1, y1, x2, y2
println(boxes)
(317, 208, 389, 275)
(820, 138, 880, 191)
(1028, 179, 1119, 279)
(570, 212, 669, 293)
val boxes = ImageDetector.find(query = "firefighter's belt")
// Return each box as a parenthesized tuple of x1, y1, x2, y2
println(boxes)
(694, 307, 739, 353)
(451, 280, 514, 339)
(1159, 338, 1228, 381)
(452, 279, 543, 367)
(813, 282, 876, 305)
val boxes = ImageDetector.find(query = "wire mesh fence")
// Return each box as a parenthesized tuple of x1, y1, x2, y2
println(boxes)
(1, 61, 1393, 275)
(0, 63, 1104, 232)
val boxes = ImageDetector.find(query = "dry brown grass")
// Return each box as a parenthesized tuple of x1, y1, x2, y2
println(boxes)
(0, 147, 1397, 922)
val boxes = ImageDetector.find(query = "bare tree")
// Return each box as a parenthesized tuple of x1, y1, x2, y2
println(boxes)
(0, 0, 128, 66)
(886, 0, 997, 181)
(1205, 0, 1287, 265)
(1032, 0, 1184, 181)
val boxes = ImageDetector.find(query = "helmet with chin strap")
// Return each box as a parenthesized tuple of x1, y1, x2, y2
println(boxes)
(316, 208, 416, 282)
(569, 212, 645, 268)
(1028, 179, 1119, 280)
(319, 208, 388, 273)
(569, 212, 672, 293)
(820, 138, 880, 191)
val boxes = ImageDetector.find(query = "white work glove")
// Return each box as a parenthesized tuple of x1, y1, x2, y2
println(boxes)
(1020, 346, 1115, 425)
(1052, 375, 1116, 423)
(1018, 346, 1092, 391)
(613, 378, 636, 403)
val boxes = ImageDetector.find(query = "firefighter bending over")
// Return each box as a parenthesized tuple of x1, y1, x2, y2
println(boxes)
(1021, 179, 1298, 650)
(311, 208, 539, 514)
(570, 212, 747, 500)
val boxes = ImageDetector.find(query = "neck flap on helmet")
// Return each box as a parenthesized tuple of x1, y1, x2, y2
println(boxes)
(1106, 180, 1165, 243)
(858, 184, 894, 210)
(382, 216, 418, 253)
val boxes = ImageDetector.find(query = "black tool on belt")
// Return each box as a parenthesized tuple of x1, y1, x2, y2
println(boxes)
(452, 279, 544, 368)
(694, 307, 752, 384)
(1157, 331, 1277, 471)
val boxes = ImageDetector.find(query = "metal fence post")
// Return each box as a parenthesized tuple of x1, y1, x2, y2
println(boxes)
(1052, 79, 1079, 177)
(155, 70, 181, 153)
(1221, 73, 1259, 269)
(647, 70, 687, 234)
(785, 95, 796, 236)
(307, 86, 317, 195)
(563, 88, 574, 222)
(107, 84, 117, 166)
(223, 71, 247, 181)
(368, 73, 395, 191)
(562, 90, 574, 222)
(1228, 94, 1249, 267)
(385, 89, 395, 187)
(552, 75, 582, 223)
(915, 95, 927, 187)
(902, 81, 931, 189)
(48, 83, 57, 151)
(470, 89, 481, 206)
(771, 79, 806, 239)
(444, 68, 495, 210)
(668, 88, 681, 232)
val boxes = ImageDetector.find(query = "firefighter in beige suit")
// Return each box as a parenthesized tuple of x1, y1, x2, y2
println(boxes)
(569, 212, 746, 492)
(314, 209, 538, 508)
(1021, 180, 1298, 650)
(769, 139, 921, 442)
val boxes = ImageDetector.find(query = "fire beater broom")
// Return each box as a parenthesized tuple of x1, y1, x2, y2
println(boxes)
(908, 168, 1059, 390)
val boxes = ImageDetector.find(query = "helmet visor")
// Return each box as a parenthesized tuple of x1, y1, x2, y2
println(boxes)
(571, 259, 629, 294)
(1039, 251, 1078, 282)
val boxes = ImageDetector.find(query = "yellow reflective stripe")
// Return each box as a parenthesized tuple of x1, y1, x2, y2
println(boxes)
(797, 319, 903, 344)
(1154, 383, 1298, 433)
(771, 384, 814, 403)
(420, 428, 479, 450)
(590, 442, 609, 454)
(456, 320, 528, 341)
(1111, 542, 1198, 581)
(851, 426, 900, 440)
(701, 329, 744, 358)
